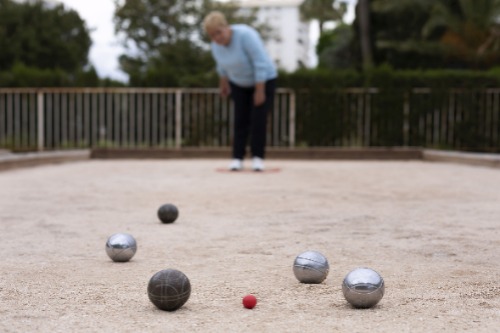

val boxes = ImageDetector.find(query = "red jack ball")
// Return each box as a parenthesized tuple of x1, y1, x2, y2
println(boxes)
(242, 294, 257, 309)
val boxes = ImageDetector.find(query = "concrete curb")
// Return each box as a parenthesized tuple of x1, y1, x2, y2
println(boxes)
(90, 147, 423, 160)
(422, 149, 500, 168)
(0, 150, 91, 172)
(1, 148, 499, 172)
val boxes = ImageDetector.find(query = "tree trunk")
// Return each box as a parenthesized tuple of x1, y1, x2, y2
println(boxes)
(358, 0, 373, 70)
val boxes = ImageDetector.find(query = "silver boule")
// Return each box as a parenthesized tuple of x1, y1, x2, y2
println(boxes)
(293, 250, 329, 284)
(342, 267, 385, 308)
(105, 233, 137, 262)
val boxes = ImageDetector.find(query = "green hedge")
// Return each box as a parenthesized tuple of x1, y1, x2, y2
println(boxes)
(2, 66, 500, 151)
(0, 63, 125, 87)
(277, 68, 500, 151)
(277, 66, 500, 90)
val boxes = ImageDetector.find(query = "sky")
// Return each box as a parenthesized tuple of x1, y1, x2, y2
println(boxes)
(58, 0, 357, 83)
(58, 0, 128, 82)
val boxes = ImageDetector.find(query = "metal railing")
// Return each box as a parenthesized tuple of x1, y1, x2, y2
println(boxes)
(0, 88, 295, 151)
(1, 87, 500, 152)
(293, 88, 500, 150)
(406, 88, 500, 149)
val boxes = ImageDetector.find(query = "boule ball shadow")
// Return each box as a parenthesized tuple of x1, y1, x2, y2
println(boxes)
(342, 267, 385, 308)
(148, 269, 191, 311)
(157, 204, 179, 224)
(105, 233, 137, 262)
(293, 250, 330, 284)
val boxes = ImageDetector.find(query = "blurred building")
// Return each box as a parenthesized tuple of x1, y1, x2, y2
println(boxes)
(238, 0, 310, 72)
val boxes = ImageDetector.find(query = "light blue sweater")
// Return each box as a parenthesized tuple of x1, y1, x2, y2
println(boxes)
(210, 24, 277, 87)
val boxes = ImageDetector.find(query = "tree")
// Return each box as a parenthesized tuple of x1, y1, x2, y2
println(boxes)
(114, 0, 261, 86)
(357, 0, 373, 70)
(348, 0, 500, 70)
(0, 0, 92, 73)
(423, 0, 500, 68)
(365, 0, 442, 69)
(299, 0, 347, 34)
(316, 24, 356, 69)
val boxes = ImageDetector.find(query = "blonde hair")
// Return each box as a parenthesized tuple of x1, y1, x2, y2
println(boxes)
(203, 11, 228, 33)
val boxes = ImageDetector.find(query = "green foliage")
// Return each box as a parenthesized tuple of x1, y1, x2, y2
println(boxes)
(350, 0, 500, 70)
(422, 0, 500, 69)
(0, 62, 124, 87)
(277, 67, 500, 150)
(300, 0, 347, 33)
(0, 0, 123, 86)
(366, 0, 442, 69)
(114, 0, 260, 86)
(278, 68, 363, 89)
(317, 24, 357, 69)
(0, 0, 91, 73)
(363, 65, 500, 89)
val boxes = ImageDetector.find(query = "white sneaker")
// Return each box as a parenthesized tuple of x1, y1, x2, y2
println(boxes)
(252, 157, 264, 172)
(229, 159, 243, 171)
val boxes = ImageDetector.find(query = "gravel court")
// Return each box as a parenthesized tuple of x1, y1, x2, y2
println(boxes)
(0, 159, 499, 332)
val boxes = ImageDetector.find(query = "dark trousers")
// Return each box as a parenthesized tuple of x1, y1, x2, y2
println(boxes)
(229, 79, 276, 159)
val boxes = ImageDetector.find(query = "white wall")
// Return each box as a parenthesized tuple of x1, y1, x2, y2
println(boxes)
(240, 0, 310, 72)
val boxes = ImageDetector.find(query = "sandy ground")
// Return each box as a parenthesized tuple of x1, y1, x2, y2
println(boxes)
(0, 159, 499, 332)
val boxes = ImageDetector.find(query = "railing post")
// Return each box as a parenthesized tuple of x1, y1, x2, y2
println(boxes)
(365, 91, 371, 146)
(37, 91, 44, 151)
(175, 89, 182, 149)
(289, 90, 296, 148)
(403, 90, 410, 146)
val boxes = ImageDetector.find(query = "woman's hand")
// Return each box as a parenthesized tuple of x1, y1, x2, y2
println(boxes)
(254, 82, 265, 106)
(220, 77, 230, 98)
